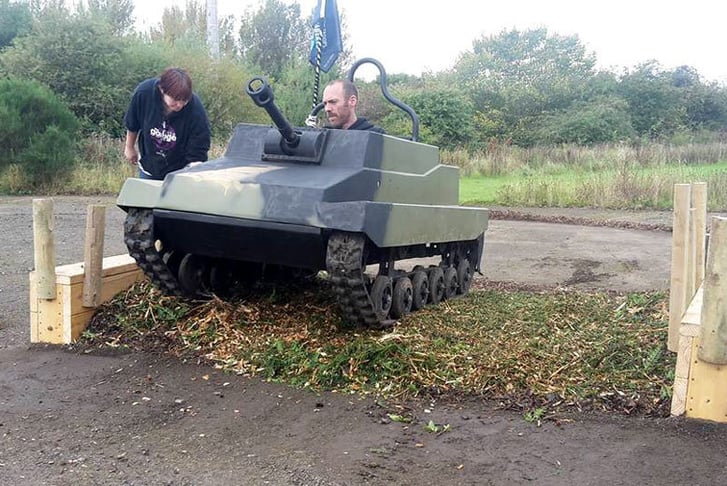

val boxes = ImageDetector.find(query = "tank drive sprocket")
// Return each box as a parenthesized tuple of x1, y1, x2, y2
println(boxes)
(123, 208, 182, 296)
(326, 231, 395, 329)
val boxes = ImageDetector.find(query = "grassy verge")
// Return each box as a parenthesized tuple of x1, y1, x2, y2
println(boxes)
(1, 138, 725, 211)
(0, 136, 229, 195)
(84, 279, 674, 418)
(460, 161, 727, 209)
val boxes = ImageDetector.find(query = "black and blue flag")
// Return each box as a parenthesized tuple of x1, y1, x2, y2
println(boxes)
(309, 0, 342, 73)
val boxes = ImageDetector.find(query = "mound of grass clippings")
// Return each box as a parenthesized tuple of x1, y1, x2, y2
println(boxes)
(84, 278, 674, 417)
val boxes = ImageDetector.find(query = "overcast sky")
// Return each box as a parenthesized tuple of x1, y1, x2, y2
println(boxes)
(131, 0, 727, 84)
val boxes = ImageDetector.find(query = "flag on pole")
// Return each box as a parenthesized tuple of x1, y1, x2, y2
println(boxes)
(309, 0, 342, 73)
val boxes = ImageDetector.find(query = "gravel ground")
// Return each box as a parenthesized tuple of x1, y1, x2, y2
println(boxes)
(2, 195, 727, 486)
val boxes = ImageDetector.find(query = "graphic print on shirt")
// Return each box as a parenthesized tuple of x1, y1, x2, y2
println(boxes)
(150, 120, 177, 157)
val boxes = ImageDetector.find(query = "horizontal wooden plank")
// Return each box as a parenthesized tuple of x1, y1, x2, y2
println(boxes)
(66, 269, 144, 317)
(55, 254, 139, 285)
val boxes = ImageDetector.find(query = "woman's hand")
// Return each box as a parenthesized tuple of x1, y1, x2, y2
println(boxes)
(124, 145, 139, 165)
(124, 130, 139, 165)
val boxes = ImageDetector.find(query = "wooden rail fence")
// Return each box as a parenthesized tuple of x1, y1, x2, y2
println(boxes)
(669, 183, 727, 422)
(29, 198, 143, 344)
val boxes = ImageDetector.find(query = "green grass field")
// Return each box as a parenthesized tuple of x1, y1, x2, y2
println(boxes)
(460, 161, 727, 209)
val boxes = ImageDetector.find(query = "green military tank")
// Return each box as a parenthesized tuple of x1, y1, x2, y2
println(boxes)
(118, 59, 489, 328)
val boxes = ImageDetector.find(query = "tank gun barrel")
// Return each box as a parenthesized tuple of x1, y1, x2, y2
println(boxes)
(246, 77, 299, 148)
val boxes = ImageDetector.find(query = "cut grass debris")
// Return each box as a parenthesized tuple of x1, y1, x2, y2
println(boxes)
(84, 278, 674, 417)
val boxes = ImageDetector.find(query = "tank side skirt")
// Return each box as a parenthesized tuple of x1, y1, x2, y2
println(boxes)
(153, 209, 326, 270)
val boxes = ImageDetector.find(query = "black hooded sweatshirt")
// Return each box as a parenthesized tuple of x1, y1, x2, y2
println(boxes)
(124, 78, 211, 180)
(347, 117, 385, 133)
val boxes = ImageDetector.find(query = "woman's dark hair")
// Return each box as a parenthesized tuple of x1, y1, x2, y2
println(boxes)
(159, 67, 193, 102)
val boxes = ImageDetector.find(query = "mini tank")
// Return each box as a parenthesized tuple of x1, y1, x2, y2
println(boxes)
(117, 59, 489, 328)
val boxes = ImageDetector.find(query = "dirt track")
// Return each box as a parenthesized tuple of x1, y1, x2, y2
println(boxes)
(2, 196, 727, 486)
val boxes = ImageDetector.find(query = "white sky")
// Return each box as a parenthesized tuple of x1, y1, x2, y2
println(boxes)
(131, 0, 727, 84)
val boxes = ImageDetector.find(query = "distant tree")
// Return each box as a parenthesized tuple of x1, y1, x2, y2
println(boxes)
(238, 0, 307, 78)
(84, 0, 135, 36)
(671, 65, 700, 88)
(617, 61, 687, 138)
(148, 1, 237, 57)
(584, 70, 620, 98)
(26, 0, 66, 15)
(661, 65, 727, 132)
(218, 14, 237, 57)
(0, 0, 32, 49)
(683, 82, 727, 131)
(149, 0, 206, 46)
(536, 97, 635, 145)
(454, 27, 596, 146)
(355, 82, 396, 128)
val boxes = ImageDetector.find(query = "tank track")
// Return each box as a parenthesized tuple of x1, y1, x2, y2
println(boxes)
(326, 232, 391, 329)
(123, 208, 182, 296)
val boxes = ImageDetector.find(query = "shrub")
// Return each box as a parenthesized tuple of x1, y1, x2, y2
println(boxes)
(0, 78, 79, 189)
(402, 88, 476, 149)
(536, 97, 636, 145)
(1, 10, 129, 136)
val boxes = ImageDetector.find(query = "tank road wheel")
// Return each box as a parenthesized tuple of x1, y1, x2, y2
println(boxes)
(391, 277, 413, 319)
(209, 262, 237, 297)
(412, 264, 427, 274)
(443, 266, 459, 300)
(178, 254, 211, 298)
(456, 259, 472, 295)
(162, 250, 184, 277)
(411, 271, 429, 310)
(370, 275, 393, 321)
(123, 208, 181, 296)
(427, 266, 445, 305)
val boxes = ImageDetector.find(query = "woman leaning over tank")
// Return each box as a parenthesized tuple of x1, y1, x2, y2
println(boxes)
(123, 67, 211, 180)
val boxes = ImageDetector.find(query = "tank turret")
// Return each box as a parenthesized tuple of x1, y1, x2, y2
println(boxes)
(246, 77, 326, 162)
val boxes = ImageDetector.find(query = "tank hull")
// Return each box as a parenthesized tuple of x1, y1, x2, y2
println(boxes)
(118, 123, 488, 327)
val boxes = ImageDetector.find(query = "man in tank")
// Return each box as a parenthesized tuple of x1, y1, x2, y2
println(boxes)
(322, 79, 385, 133)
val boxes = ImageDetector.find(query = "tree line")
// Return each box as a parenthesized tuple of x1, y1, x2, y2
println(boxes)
(1, 0, 726, 180)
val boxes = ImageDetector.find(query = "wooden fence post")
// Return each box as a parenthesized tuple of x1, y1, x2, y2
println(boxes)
(668, 184, 692, 352)
(82, 205, 106, 308)
(687, 207, 696, 301)
(692, 182, 708, 288)
(32, 198, 56, 300)
(697, 217, 727, 364)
